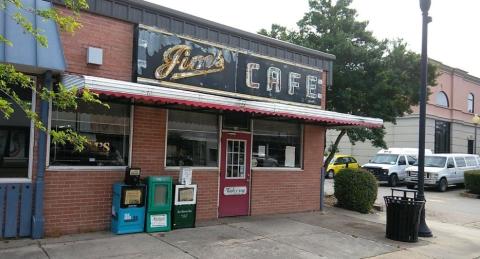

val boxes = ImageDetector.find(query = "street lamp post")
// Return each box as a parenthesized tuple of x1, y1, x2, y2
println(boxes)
(472, 114, 480, 154)
(417, 0, 433, 238)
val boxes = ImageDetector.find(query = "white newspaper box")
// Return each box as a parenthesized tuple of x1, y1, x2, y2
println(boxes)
(179, 167, 192, 185)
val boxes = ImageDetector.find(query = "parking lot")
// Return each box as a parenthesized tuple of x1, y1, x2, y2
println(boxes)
(324, 179, 480, 228)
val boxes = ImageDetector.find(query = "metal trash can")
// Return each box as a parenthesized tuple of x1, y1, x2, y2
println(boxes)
(384, 188, 425, 242)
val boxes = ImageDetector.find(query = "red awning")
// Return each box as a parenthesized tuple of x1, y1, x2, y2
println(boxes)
(62, 75, 383, 128)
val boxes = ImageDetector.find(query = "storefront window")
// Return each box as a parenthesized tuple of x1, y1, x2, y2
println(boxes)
(252, 120, 302, 168)
(166, 110, 218, 167)
(0, 85, 32, 178)
(50, 102, 130, 166)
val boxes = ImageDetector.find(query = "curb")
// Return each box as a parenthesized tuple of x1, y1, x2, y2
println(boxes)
(460, 191, 480, 199)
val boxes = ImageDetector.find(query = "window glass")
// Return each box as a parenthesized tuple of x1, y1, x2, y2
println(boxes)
(468, 93, 474, 113)
(407, 156, 416, 165)
(223, 112, 250, 131)
(349, 157, 357, 163)
(417, 156, 446, 168)
(468, 139, 474, 154)
(166, 110, 218, 167)
(455, 157, 466, 167)
(465, 156, 477, 167)
(252, 120, 301, 168)
(436, 91, 449, 107)
(398, 156, 406, 165)
(335, 157, 347, 164)
(434, 120, 451, 153)
(154, 185, 168, 205)
(0, 85, 32, 178)
(50, 102, 130, 166)
(447, 157, 455, 168)
(370, 154, 398, 165)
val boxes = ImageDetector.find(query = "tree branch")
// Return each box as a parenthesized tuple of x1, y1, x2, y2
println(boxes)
(324, 129, 347, 170)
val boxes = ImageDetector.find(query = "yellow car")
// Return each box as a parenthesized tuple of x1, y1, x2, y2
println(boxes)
(326, 154, 360, 179)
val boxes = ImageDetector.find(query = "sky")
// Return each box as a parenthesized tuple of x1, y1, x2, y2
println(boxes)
(147, 0, 480, 78)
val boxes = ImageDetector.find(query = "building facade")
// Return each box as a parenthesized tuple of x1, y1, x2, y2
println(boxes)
(328, 61, 480, 164)
(0, 0, 381, 238)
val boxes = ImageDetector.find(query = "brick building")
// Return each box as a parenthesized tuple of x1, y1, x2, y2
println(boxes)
(0, 0, 382, 238)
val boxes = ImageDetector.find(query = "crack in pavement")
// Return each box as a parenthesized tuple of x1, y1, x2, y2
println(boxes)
(37, 241, 51, 259)
(148, 233, 198, 259)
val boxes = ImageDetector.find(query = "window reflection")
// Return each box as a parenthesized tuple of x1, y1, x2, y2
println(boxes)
(252, 120, 301, 168)
(166, 110, 218, 167)
(0, 85, 32, 178)
(50, 102, 130, 166)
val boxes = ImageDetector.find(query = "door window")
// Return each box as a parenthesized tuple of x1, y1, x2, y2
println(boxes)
(398, 156, 407, 165)
(335, 157, 347, 165)
(407, 156, 416, 165)
(447, 158, 455, 168)
(226, 140, 246, 179)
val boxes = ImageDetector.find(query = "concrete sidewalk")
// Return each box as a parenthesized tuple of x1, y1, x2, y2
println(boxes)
(1, 207, 479, 259)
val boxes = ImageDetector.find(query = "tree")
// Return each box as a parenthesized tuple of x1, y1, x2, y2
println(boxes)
(259, 0, 438, 168)
(0, 0, 105, 151)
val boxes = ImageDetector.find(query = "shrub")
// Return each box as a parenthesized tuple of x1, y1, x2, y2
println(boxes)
(465, 170, 480, 194)
(334, 168, 378, 213)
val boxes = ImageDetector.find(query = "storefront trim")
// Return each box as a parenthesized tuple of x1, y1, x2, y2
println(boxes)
(45, 166, 127, 171)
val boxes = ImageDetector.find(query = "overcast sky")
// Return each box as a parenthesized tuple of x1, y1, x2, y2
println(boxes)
(148, 0, 480, 77)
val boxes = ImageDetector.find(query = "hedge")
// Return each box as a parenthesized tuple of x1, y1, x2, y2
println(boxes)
(334, 168, 378, 213)
(465, 170, 480, 194)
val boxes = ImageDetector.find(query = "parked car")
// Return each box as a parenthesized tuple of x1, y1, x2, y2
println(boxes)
(405, 154, 480, 192)
(362, 148, 432, 187)
(326, 154, 360, 178)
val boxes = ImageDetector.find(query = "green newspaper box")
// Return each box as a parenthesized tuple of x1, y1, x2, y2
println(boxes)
(172, 184, 197, 229)
(146, 176, 172, 232)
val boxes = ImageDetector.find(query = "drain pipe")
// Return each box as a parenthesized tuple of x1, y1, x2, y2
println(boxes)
(32, 70, 51, 239)
(320, 167, 325, 211)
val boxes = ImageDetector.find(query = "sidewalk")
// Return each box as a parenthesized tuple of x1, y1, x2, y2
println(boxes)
(1, 207, 479, 259)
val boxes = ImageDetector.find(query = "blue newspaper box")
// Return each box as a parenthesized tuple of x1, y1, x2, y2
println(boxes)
(111, 183, 146, 234)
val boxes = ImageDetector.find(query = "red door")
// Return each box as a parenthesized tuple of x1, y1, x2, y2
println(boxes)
(218, 132, 251, 217)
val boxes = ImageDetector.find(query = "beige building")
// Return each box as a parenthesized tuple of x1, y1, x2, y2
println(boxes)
(328, 61, 480, 164)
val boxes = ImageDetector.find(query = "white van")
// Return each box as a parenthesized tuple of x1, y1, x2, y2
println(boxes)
(362, 148, 433, 187)
(405, 154, 480, 192)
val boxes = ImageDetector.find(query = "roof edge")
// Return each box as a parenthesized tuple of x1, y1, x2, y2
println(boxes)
(53, 0, 335, 61)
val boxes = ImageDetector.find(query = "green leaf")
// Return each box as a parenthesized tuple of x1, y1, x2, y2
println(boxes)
(260, 0, 439, 149)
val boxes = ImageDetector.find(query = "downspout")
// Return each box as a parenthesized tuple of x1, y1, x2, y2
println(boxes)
(32, 70, 51, 239)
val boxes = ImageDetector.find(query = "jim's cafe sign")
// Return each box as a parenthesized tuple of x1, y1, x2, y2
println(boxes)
(135, 25, 323, 106)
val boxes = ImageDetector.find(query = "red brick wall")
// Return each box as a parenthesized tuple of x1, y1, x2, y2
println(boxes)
(44, 171, 123, 236)
(58, 6, 133, 81)
(250, 125, 325, 215)
(43, 106, 218, 236)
